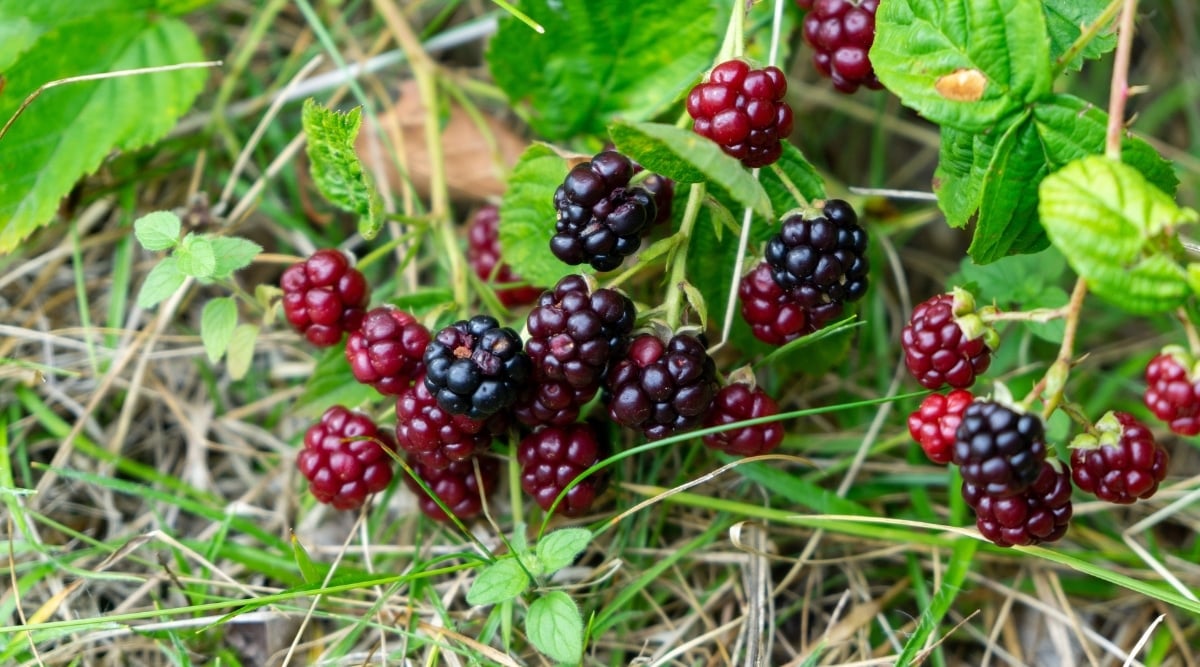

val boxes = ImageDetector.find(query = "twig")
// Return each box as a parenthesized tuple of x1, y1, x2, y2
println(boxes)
(1105, 0, 1139, 160)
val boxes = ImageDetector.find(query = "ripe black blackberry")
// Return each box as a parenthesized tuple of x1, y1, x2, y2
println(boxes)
(518, 422, 608, 517)
(606, 331, 718, 441)
(799, 0, 884, 93)
(738, 261, 841, 345)
(686, 59, 793, 168)
(764, 199, 869, 313)
(702, 382, 785, 456)
(968, 460, 1073, 548)
(395, 373, 503, 470)
(280, 249, 370, 347)
(901, 290, 997, 390)
(297, 406, 397, 511)
(467, 205, 541, 307)
(551, 151, 656, 272)
(403, 456, 499, 523)
(1070, 411, 1169, 504)
(346, 307, 430, 396)
(423, 315, 532, 419)
(953, 400, 1048, 499)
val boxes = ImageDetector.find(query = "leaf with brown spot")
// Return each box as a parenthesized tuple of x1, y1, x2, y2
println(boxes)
(935, 68, 987, 102)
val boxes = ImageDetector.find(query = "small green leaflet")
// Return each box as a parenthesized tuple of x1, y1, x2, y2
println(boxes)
(177, 234, 216, 278)
(133, 211, 181, 251)
(200, 297, 237, 364)
(527, 591, 584, 665)
(535, 528, 591, 574)
(209, 236, 262, 279)
(300, 99, 385, 240)
(498, 144, 578, 288)
(137, 257, 186, 309)
(226, 324, 258, 380)
(466, 558, 530, 607)
(1044, 0, 1117, 73)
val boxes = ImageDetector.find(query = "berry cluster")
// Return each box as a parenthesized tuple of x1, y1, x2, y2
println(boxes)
(1144, 347, 1200, 436)
(281, 249, 370, 347)
(606, 331, 719, 441)
(901, 291, 997, 390)
(1070, 411, 1169, 505)
(686, 59, 793, 168)
(797, 0, 884, 93)
(551, 151, 657, 272)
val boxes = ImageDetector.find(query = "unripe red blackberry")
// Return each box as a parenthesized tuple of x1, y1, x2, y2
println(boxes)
(968, 459, 1073, 548)
(423, 315, 532, 419)
(953, 400, 1048, 499)
(738, 261, 842, 345)
(518, 422, 608, 517)
(297, 406, 397, 511)
(345, 307, 430, 395)
(551, 151, 656, 271)
(403, 456, 499, 522)
(395, 373, 502, 470)
(907, 389, 973, 464)
(606, 331, 718, 441)
(799, 0, 884, 94)
(280, 249, 370, 347)
(467, 205, 541, 307)
(702, 382, 785, 456)
(1144, 346, 1200, 436)
(764, 200, 869, 315)
(901, 290, 997, 390)
(1070, 411, 1169, 504)
(686, 59, 793, 168)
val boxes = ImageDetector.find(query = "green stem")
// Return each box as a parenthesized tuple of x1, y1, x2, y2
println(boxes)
(1051, 0, 1125, 79)
(663, 182, 707, 330)
(715, 0, 746, 63)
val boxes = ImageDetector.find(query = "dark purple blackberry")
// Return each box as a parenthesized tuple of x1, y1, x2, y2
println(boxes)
(685, 59, 793, 168)
(800, 0, 884, 94)
(764, 200, 869, 310)
(345, 307, 430, 395)
(953, 401, 1048, 499)
(738, 261, 843, 345)
(280, 249, 370, 347)
(901, 291, 996, 390)
(1070, 411, 1169, 504)
(551, 151, 656, 271)
(403, 456, 499, 522)
(518, 422, 608, 517)
(467, 205, 541, 307)
(702, 383, 785, 456)
(297, 406, 397, 511)
(423, 315, 532, 419)
(967, 460, 1073, 548)
(639, 173, 675, 226)
(395, 372, 503, 470)
(513, 382, 596, 428)
(606, 331, 719, 441)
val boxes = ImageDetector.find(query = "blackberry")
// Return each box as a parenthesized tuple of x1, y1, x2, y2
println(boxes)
(799, 0, 884, 94)
(907, 389, 973, 465)
(345, 307, 430, 395)
(280, 249, 370, 347)
(403, 456, 499, 523)
(968, 460, 1073, 548)
(395, 373, 503, 470)
(423, 315, 532, 419)
(640, 173, 676, 226)
(551, 151, 656, 271)
(1144, 347, 1200, 436)
(1070, 411, 1169, 504)
(702, 382, 785, 456)
(764, 199, 869, 312)
(901, 290, 997, 390)
(518, 422, 608, 517)
(513, 382, 596, 428)
(686, 59, 793, 168)
(297, 406, 397, 511)
(738, 261, 841, 345)
(606, 331, 718, 441)
(467, 205, 541, 307)
(952, 400, 1048, 498)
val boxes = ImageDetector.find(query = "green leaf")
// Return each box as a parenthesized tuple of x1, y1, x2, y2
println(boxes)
(535, 528, 592, 575)
(209, 236, 262, 279)
(526, 591, 584, 665)
(200, 297, 238, 364)
(1039, 156, 1197, 314)
(610, 120, 773, 222)
(871, 0, 1052, 132)
(137, 257, 186, 309)
(300, 99, 384, 239)
(0, 11, 207, 253)
(226, 324, 258, 380)
(498, 144, 579, 287)
(291, 533, 320, 585)
(177, 234, 216, 278)
(466, 558, 530, 607)
(133, 211, 182, 251)
(932, 126, 994, 228)
(761, 142, 826, 213)
(967, 113, 1050, 263)
(1044, 0, 1116, 72)
(294, 346, 376, 418)
(486, 0, 718, 140)
(949, 248, 1068, 306)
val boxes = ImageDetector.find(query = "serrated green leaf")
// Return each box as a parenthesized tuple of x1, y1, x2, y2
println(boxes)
(486, 0, 718, 140)
(949, 249, 1068, 306)
(761, 142, 826, 213)
(871, 0, 1052, 132)
(610, 121, 773, 222)
(200, 297, 237, 364)
(177, 234, 216, 278)
(466, 558, 530, 607)
(137, 257, 186, 309)
(498, 144, 579, 287)
(1040, 156, 1197, 314)
(967, 113, 1050, 263)
(209, 236, 262, 279)
(527, 591, 584, 665)
(933, 126, 994, 228)
(535, 528, 592, 574)
(0, 12, 207, 253)
(226, 324, 258, 380)
(1044, 0, 1116, 72)
(294, 346, 376, 418)
(301, 99, 384, 237)
(291, 533, 320, 585)
(133, 211, 182, 251)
